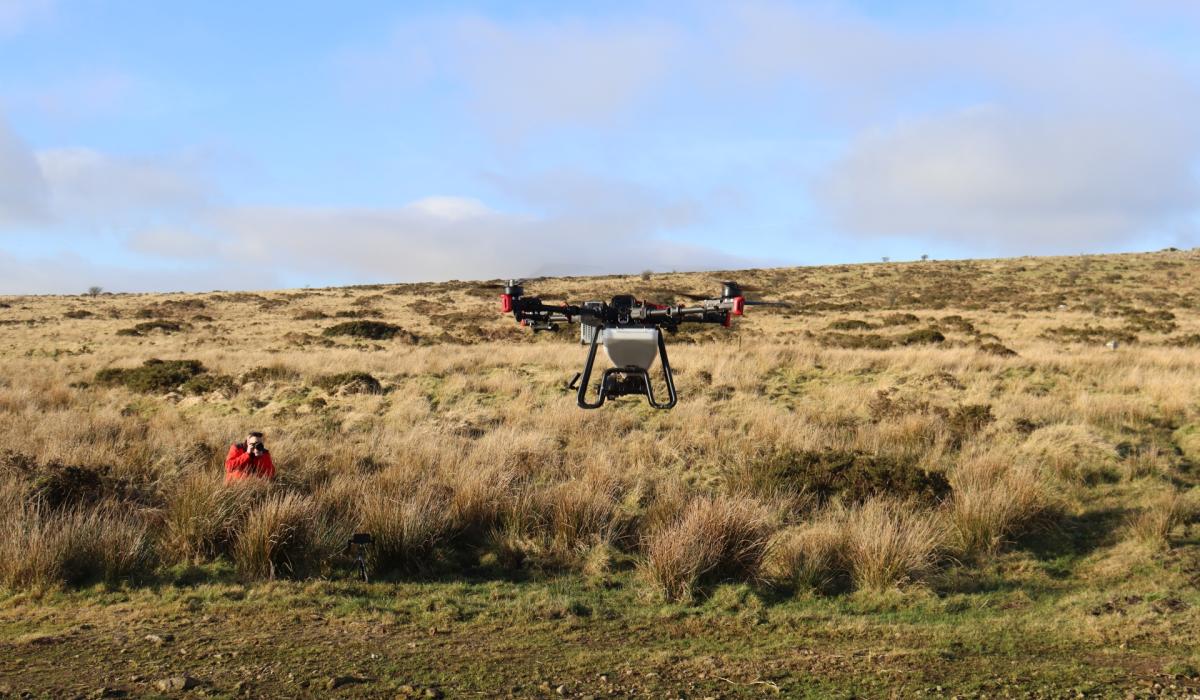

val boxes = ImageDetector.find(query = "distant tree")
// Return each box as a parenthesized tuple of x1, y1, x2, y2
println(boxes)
(640, 269, 653, 281)
(881, 257, 890, 263)
(86, 286, 103, 297)
(920, 254, 929, 262)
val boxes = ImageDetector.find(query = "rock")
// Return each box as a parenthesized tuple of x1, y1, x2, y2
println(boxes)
(423, 688, 443, 699)
(154, 676, 198, 692)
(143, 634, 174, 646)
(556, 685, 567, 696)
(326, 676, 366, 690)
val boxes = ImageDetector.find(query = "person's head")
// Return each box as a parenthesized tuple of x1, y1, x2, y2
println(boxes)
(246, 431, 265, 450)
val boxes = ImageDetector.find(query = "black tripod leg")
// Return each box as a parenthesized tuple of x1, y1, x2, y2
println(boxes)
(646, 331, 677, 409)
(577, 328, 606, 409)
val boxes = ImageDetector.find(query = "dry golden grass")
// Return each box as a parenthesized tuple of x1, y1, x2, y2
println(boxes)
(642, 494, 775, 601)
(1, 251, 1199, 596)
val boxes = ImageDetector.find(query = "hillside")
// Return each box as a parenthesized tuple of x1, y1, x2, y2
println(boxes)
(2, 251, 1199, 698)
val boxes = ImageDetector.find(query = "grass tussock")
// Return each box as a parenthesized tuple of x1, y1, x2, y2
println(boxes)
(838, 497, 945, 591)
(764, 519, 846, 593)
(0, 496, 153, 590)
(233, 492, 343, 580)
(947, 451, 1056, 559)
(1126, 491, 1199, 550)
(643, 495, 774, 602)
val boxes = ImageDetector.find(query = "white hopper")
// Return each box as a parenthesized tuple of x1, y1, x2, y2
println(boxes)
(601, 328, 660, 370)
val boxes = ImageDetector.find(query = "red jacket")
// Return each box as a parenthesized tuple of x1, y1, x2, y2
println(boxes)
(225, 443, 275, 482)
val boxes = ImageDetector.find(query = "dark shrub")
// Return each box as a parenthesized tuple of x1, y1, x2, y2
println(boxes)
(322, 321, 415, 341)
(1164, 334, 1200, 348)
(819, 332, 894, 350)
(95, 359, 206, 393)
(1041, 325, 1137, 345)
(116, 320, 185, 336)
(293, 310, 328, 320)
(333, 309, 383, 319)
(827, 319, 873, 331)
(63, 310, 94, 319)
(32, 465, 104, 510)
(947, 404, 995, 448)
(880, 313, 920, 326)
(900, 328, 945, 345)
(314, 371, 383, 395)
(938, 315, 976, 333)
(737, 449, 951, 506)
(181, 374, 238, 397)
(978, 341, 1018, 357)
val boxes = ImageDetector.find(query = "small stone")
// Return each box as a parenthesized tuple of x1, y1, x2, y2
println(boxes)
(326, 676, 365, 690)
(143, 634, 173, 646)
(556, 685, 567, 696)
(423, 688, 443, 699)
(154, 676, 198, 692)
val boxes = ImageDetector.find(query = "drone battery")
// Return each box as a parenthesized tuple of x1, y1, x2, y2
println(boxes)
(580, 301, 604, 344)
(601, 328, 660, 370)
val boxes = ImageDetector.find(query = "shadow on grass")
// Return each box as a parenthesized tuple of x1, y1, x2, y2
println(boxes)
(1014, 507, 1130, 572)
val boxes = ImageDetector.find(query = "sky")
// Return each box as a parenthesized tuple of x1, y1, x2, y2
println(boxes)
(1, 0, 1199, 294)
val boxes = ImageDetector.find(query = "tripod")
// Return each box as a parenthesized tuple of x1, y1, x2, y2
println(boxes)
(347, 533, 373, 582)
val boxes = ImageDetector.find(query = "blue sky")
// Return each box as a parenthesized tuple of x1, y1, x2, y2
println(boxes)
(1, 0, 1198, 293)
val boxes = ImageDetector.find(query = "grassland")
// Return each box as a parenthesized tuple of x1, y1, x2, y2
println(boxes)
(1, 251, 1199, 698)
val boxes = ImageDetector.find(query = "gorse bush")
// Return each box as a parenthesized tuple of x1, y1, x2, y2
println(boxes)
(314, 371, 383, 395)
(899, 328, 946, 345)
(95, 359, 206, 393)
(736, 448, 951, 506)
(115, 320, 186, 336)
(322, 320, 416, 341)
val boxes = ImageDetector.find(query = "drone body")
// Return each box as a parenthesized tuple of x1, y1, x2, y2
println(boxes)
(500, 280, 781, 409)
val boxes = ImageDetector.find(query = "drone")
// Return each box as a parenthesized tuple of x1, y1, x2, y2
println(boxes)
(499, 279, 785, 409)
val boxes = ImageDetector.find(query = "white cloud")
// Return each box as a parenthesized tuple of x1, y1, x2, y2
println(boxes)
(340, 13, 678, 136)
(706, 1, 1200, 252)
(210, 181, 745, 283)
(35, 147, 213, 227)
(0, 116, 48, 225)
(816, 105, 1200, 250)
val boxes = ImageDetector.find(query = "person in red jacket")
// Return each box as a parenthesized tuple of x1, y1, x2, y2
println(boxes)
(225, 431, 275, 483)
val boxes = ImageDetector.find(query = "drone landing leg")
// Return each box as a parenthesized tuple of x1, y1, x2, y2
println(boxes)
(576, 328, 606, 409)
(645, 331, 677, 409)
